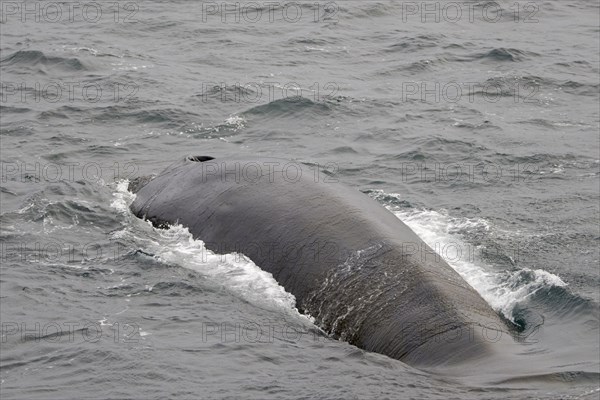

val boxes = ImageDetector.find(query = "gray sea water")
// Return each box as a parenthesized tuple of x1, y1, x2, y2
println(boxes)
(1, 1, 599, 399)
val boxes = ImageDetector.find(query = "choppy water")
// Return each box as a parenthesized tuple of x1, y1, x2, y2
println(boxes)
(1, 1, 599, 399)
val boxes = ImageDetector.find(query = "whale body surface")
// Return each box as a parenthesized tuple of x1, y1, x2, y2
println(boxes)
(129, 156, 514, 367)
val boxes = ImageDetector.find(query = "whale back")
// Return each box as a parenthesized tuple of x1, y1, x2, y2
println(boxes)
(130, 156, 515, 366)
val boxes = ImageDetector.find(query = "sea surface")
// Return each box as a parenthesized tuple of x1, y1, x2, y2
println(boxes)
(1, 1, 599, 399)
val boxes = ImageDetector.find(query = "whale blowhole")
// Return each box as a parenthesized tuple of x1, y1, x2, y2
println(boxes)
(187, 155, 215, 162)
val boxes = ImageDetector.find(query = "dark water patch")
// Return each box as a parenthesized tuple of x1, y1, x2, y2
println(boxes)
(449, 120, 501, 132)
(0, 359, 29, 371)
(499, 152, 579, 165)
(287, 37, 334, 47)
(493, 371, 600, 386)
(344, 2, 403, 19)
(484, 48, 537, 62)
(241, 97, 333, 119)
(401, 58, 445, 72)
(2, 187, 124, 233)
(139, 301, 173, 308)
(79, 104, 203, 131)
(392, 150, 427, 161)
(123, 108, 194, 125)
(412, 136, 489, 153)
(85, 144, 131, 155)
(35, 105, 84, 121)
(515, 118, 563, 130)
(457, 48, 540, 63)
(0, 124, 37, 137)
(384, 34, 446, 53)
(555, 80, 600, 97)
(100, 278, 208, 298)
(518, 285, 599, 322)
(149, 281, 207, 296)
(330, 146, 358, 154)
(101, 282, 144, 297)
(0, 105, 32, 114)
(555, 59, 593, 66)
(375, 58, 449, 75)
(0, 185, 18, 196)
(1, 50, 88, 72)
(38, 110, 72, 120)
(138, 19, 179, 32)
(46, 134, 89, 146)
(480, 75, 599, 98)
(443, 43, 471, 50)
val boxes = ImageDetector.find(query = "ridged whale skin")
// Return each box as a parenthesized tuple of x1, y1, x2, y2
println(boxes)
(129, 156, 515, 367)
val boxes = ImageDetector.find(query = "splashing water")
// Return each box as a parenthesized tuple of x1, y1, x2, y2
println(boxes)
(392, 204, 567, 321)
(110, 180, 298, 313)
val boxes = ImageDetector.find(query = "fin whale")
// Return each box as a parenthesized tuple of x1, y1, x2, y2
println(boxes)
(129, 156, 516, 367)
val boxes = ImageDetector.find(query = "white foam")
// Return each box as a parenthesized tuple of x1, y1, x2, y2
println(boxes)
(111, 180, 136, 214)
(110, 181, 298, 314)
(224, 115, 246, 129)
(146, 224, 297, 311)
(370, 190, 566, 321)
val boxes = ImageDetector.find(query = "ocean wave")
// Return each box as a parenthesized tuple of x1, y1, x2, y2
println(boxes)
(452, 48, 540, 63)
(241, 97, 333, 119)
(1, 50, 88, 72)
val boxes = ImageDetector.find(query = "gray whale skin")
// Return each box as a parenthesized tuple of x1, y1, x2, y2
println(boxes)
(129, 156, 515, 367)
